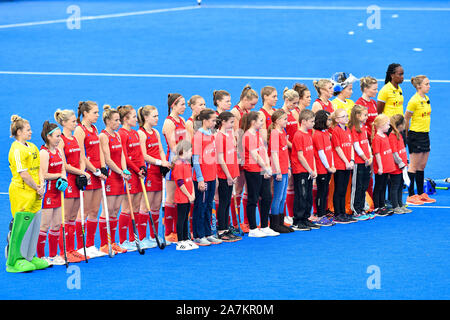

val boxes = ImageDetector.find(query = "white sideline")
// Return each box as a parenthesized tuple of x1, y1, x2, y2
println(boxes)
(0, 71, 449, 83)
(203, 4, 450, 11)
(0, 5, 199, 29)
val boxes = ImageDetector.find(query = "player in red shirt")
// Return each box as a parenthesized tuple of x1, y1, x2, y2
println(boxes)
(117, 105, 146, 251)
(37, 121, 67, 265)
(260, 86, 278, 142)
(215, 111, 242, 242)
(241, 111, 278, 238)
(73, 101, 108, 258)
(186, 95, 206, 141)
(162, 93, 189, 242)
(98, 105, 130, 254)
(268, 110, 293, 233)
(348, 105, 373, 220)
(312, 110, 336, 226)
(192, 109, 222, 246)
(171, 140, 197, 251)
(355, 76, 378, 140)
(312, 79, 334, 113)
(388, 114, 411, 214)
(291, 109, 318, 231)
(280, 88, 300, 224)
(137, 105, 171, 246)
(230, 85, 258, 233)
(330, 108, 356, 224)
(55, 109, 89, 262)
(372, 114, 396, 216)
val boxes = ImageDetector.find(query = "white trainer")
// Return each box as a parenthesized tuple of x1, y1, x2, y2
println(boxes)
(261, 227, 280, 237)
(176, 241, 192, 251)
(248, 228, 267, 238)
(86, 246, 107, 258)
(284, 216, 293, 225)
(50, 255, 66, 265)
(186, 240, 199, 249)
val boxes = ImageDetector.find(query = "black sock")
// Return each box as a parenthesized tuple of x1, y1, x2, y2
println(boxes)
(416, 170, 424, 195)
(408, 172, 416, 196)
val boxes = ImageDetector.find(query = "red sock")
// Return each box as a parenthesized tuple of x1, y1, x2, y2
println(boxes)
(110, 217, 118, 243)
(164, 203, 175, 235)
(48, 229, 59, 257)
(149, 210, 159, 238)
(242, 193, 248, 224)
(36, 231, 47, 258)
(58, 225, 65, 253)
(75, 220, 84, 250)
(286, 189, 295, 217)
(138, 212, 148, 240)
(172, 205, 178, 234)
(118, 212, 130, 244)
(99, 217, 107, 247)
(66, 220, 75, 252)
(85, 219, 98, 248)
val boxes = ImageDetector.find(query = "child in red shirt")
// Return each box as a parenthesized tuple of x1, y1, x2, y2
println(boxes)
(312, 110, 335, 226)
(348, 105, 373, 220)
(372, 114, 396, 216)
(331, 108, 356, 223)
(388, 115, 411, 214)
(291, 109, 317, 231)
(171, 140, 197, 251)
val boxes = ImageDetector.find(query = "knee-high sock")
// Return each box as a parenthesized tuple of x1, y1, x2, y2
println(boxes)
(48, 229, 60, 257)
(110, 217, 118, 244)
(36, 231, 47, 258)
(75, 220, 84, 250)
(118, 212, 130, 244)
(148, 210, 159, 238)
(164, 203, 175, 235)
(408, 172, 416, 196)
(416, 170, 424, 195)
(85, 218, 98, 248)
(98, 217, 107, 247)
(138, 211, 149, 240)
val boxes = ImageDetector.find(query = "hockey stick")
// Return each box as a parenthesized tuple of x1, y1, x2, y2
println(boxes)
(160, 178, 167, 246)
(60, 191, 69, 268)
(100, 180, 114, 257)
(124, 180, 145, 254)
(79, 189, 88, 262)
(139, 178, 165, 249)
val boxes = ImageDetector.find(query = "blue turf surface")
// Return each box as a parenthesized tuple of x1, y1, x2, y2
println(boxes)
(0, 0, 449, 300)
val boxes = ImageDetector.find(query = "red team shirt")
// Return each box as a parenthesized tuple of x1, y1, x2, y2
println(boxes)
(172, 160, 193, 204)
(118, 127, 145, 193)
(102, 130, 125, 196)
(269, 129, 289, 175)
(351, 126, 372, 164)
(285, 111, 299, 144)
(216, 130, 239, 179)
(41, 146, 64, 209)
(315, 98, 334, 113)
(260, 107, 274, 130)
(192, 130, 217, 182)
(79, 124, 102, 190)
(164, 116, 187, 159)
(388, 132, 408, 175)
(331, 125, 353, 170)
(312, 129, 334, 175)
(355, 97, 378, 139)
(291, 130, 315, 174)
(140, 127, 163, 192)
(372, 133, 396, 174)
(242, 130, 266, 173)
(61, 134, 81, 198)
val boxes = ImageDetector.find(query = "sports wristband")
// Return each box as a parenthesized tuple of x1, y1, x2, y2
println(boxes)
(93, 169, 101, 177)
(155, 159, 162, 166)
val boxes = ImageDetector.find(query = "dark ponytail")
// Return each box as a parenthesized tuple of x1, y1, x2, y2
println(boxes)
(167, 93, 183, 116)
(41, 120, 59, 145)
(215, 111, 234, 130)
(385, 63, 402, 84)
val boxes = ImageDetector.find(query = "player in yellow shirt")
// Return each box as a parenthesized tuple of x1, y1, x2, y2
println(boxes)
(377, 63, 404, 117)
(6, 115, 50, 272)
(404, 75, 434, 205)
(330, 72, 357, 118)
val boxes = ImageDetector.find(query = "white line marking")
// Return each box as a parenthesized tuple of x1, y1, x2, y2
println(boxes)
(0, 71, 450, 83)
(0, 6, 199, 29)
(203, 4, 450, 11)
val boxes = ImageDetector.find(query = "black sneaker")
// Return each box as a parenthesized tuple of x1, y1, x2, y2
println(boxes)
(228, 230, 242, 242)
(304, 219, 320, 229)
(346, 214, 358, 223)
(334, 215, 352, 224)
(292, 223, 311, 231)
(375, 207, 389, 216)
(218, 231, 238, 242)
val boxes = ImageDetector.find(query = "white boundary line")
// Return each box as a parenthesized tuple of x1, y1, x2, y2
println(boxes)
(203, 5, 450, 11)
(0, 5, 199, 29)
(407, 205, 450, 209)
(0, 71, 449, 83)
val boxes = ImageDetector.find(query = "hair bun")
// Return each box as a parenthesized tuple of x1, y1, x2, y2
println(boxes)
(11, 115, 21, 122)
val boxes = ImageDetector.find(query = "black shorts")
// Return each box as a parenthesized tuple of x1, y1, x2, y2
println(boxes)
(407, 131, 430, 154)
